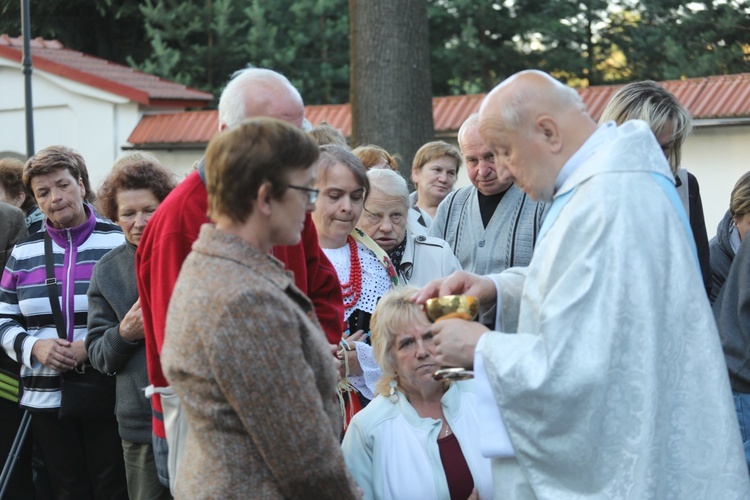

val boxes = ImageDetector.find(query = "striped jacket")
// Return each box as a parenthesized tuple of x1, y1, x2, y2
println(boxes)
(0, 205, 123, 410)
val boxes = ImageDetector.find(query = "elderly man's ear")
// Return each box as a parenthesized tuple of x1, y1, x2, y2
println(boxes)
(537, 116, 563, 154)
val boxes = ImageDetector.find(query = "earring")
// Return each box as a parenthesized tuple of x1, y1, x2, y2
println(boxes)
(389, 379, 399, 404)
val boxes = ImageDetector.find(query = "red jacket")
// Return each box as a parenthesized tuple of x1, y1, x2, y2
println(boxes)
(136, 170, 343, 438)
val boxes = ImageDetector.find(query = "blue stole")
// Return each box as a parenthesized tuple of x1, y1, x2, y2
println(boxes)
(537, 173, 699, 272)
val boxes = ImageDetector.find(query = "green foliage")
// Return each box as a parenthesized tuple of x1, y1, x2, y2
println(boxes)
(131, 0, 351, 104)
(0, 0, 151, 66)
(606, 0, 749, 82)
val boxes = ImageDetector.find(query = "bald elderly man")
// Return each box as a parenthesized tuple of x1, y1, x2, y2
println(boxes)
(416, 70, 750, 498)
(429, 114, 545, 276)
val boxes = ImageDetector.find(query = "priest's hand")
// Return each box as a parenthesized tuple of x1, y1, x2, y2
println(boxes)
(413, 270, 497, 307)
(431, 319, 488, 368)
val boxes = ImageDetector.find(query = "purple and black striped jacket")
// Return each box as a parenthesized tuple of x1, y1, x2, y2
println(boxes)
(0, 205, 123, 411)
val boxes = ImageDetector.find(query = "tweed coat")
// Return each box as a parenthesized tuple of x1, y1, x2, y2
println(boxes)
(162, 225, 360, 499)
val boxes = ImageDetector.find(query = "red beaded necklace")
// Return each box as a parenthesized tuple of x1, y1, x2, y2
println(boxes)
(341, 235, 362, 308)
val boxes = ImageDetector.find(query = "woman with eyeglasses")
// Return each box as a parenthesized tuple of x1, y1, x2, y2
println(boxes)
(161, 119, 359, 498)
(359, 168, 461, 287)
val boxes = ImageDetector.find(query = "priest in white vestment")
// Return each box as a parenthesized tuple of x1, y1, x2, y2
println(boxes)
(415, 70, 750, 499)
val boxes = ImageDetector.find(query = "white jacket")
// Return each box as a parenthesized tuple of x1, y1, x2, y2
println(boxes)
(341, 381, 494, 500)
(398, 234, 461, 287)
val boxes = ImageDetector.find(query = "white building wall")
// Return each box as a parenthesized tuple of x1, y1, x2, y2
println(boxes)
(0, 60, 141, 192)
(682, 125, 750, 238)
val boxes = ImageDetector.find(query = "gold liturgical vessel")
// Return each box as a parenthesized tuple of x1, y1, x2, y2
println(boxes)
(424, 295, 479, 381)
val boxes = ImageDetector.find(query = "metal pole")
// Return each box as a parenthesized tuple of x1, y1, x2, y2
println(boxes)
(0, 410, 31, 498)
(21, 0, 34, 158)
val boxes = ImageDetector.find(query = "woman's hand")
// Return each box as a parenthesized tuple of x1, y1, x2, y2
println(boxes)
(119, 299, 145, 342)
(31, 338, 76, 371)
(68, 340, 88, 367)
(338, 330, 365, 377)
(467, 487, 479, 500)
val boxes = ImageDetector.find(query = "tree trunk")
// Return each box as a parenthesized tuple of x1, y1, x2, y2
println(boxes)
(349, 0, 434, 178)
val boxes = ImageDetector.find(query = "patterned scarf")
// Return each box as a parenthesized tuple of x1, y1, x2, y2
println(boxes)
(349, 227, 400, 287)
(386, 232, 407, 272)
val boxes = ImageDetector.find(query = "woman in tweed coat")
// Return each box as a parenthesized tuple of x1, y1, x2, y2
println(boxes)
(161, 118, 360, 499)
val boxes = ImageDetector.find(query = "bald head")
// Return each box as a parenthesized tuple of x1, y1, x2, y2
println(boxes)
(457, 114, 479, 147)
(477, 70, 596, 201)
(218, 68, 305, 130)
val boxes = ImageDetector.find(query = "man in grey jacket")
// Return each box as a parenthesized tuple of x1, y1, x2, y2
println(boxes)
(429, 114, 545, 276)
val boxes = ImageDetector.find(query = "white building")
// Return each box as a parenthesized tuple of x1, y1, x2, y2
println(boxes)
(0, 34, 212, 188)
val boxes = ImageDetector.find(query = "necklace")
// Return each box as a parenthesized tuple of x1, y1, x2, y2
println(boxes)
(341, 236, 362, 308)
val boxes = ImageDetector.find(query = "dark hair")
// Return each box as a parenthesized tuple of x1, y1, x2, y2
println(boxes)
(316, 144, 370, 201)
(22, 145, 96, 203)
(0, 157, 36, 213)
(205, 117, 320, 223)
(97, 152, 177, 222)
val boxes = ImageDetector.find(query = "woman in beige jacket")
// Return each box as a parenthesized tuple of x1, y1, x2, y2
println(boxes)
(162, 118, 360, 499)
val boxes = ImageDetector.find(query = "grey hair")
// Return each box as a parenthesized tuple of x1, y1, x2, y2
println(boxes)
(457, 114, 480, 152)
(366, 168, 410, 209)
(218, 67, 302, 129)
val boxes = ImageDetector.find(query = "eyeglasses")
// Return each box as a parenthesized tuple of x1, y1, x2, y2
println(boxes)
(287, 184, 319, 204)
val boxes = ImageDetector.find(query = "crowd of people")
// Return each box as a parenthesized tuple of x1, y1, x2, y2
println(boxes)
(1, 65, 750, 499)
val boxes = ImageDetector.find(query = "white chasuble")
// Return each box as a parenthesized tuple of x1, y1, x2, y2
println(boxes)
(478, 121, 750, 499)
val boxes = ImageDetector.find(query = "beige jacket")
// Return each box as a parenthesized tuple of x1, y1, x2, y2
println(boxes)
(162, 225, 359, 499)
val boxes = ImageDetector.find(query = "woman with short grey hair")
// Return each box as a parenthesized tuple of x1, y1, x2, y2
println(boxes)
(360, 168, 461, 287)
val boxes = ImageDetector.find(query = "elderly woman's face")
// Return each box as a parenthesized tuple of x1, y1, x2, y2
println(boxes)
(360, 189, 407, 252)
(30, 168, 87, 229)
(391, 320, 439, 395)
(116, 189, 161, 246)
(312, 163, 365, 247)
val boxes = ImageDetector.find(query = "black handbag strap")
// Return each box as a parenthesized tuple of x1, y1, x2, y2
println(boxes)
(44, 231, 67, 341)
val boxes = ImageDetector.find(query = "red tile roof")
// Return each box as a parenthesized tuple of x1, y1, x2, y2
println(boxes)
(0, 34, 212, 107)
(127, 73, 750, 146)
(128, 110, 219, 145)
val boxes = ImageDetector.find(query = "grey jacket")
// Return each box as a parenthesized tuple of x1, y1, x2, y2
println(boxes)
(429, 184, 546, 275)
(713, 234, 750, 393)
(709, 210, 738, 305)
(86, 242, 152, 443)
